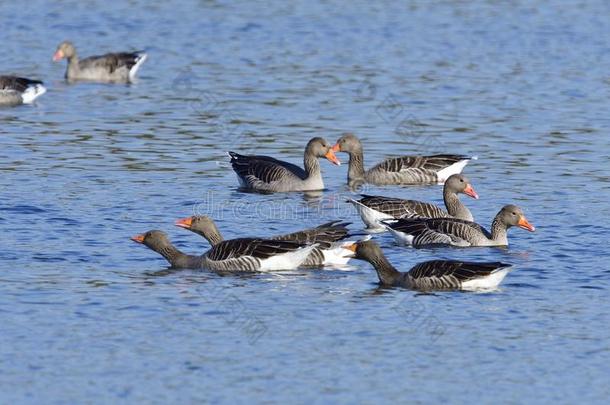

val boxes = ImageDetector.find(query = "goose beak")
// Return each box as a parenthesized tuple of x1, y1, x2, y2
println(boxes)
(53, 50, 64, 62)
(325, 149, 341, 166)
(464, 184, 479, 199)
(175, 217, 193, 229)
(331, 143, 341, 153)
(131, 234, 145, 243)
(518, 216, 535, 232)
(341, 242, 358, 258)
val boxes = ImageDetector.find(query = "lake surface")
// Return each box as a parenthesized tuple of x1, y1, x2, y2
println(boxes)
(2, 0, 610, 403)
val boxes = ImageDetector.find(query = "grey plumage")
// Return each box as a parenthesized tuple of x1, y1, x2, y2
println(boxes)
(349, 173, 478, 231)
(176, 216, 351, 266)
(228, 137, 341, 192)
(384, 204, 535, 247)
(132, 230, 312, 271)
(54, 41, 147, 83)
(349, 240, 512, 290)
(332, 133, 472, 186)
(0, 75, 46, 105)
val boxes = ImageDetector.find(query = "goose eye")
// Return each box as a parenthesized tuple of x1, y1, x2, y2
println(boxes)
(512, 212, 516, 216)
(460, 179, 464, 183)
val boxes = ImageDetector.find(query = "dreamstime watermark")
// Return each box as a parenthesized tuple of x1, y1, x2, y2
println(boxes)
(355, 79, 442, 153)
(186, 277, 268, 345)
(391, 296, 446, 342)
(189, 189, 370, 222)
(172, 68, 249, 152)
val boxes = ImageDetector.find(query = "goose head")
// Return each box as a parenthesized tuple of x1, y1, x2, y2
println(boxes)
(445, 174, 479, 199)
(53, 41, 76, 61)
(306, 137, 341, 165)
(131, 230, 174, 252)
(498, 205, 535, 231)
(331, 132, 362, 154)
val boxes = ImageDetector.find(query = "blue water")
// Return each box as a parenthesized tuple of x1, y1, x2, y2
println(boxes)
(2, 0, 610, 403)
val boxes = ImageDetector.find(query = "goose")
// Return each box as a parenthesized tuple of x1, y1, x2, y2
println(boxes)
(331, 133, 473, 187)
(344, 240, 513, 291)
(53, 41, 147, 83)
(175, 216, 354, 266)
(131, 230, 316, 271)
(383, 204, 535, 247)
(347, 173, 479, 231)
(228, 137, 340, 192)
(0, 76, 46, 106)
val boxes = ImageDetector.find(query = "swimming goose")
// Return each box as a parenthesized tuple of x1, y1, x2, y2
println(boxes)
(0, 76, 46, 106)
(345, 240, 512, 290)
(331, 133, 473, 187)
(131, 230, 315, 271)
(229, 137, 340, 192)
(175, 216, 354, 266)
(383, 204, 535, 247)
(53, 41, 147, 83)
(347, 173, 479, 231)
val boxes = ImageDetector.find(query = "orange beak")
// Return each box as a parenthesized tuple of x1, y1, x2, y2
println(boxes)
(175, 217, 193, 229)
(344, 243, 357, 252)
(331, 143, 341, 153)
(342, 242, 357, 258)
(53, 50, 64, 62)
(325, 149, 341, 166)
(517, 216, 535, 232)
(131, 234, 145, 243)
(463, 184, 479, 200)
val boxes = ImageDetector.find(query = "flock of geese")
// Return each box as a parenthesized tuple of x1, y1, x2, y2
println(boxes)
(1, 41, 146, 106)
(2, 43, 535, 291)
(136, 134, 535, 291)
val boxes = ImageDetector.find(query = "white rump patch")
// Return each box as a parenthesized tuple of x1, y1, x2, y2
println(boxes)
(129, 53, 148, 81)
(21, 84, 46, 104)
(258, 244, 317, 271)
(347, 198, 393, 232)
(461, 267, 512, 291)
(436, 158, 471, 183)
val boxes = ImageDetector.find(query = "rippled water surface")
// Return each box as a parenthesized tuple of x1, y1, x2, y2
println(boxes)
(2, 0, 610, 403)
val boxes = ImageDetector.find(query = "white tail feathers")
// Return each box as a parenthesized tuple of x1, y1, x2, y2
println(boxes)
(21, 84, 46, 104)
(128, 53, 148, 81)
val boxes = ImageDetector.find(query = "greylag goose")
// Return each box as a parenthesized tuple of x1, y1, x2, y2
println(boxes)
(131, 230, 315, 271)
(0, 76, 46, 106)
(53, 41, 147, 83)
(348, 173, 479, 231)
(175, 216, 354, 266)
(345, 240, 512, 290)
(331, 133, 473, 186)
(383, 204, 535, 247)
(229, 137, 340, 192)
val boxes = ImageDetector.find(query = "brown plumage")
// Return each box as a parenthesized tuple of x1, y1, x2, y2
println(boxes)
(384, 204, 535, 247)
(131, 230, 315, 271)
(348, 173, 479, 231)
(0, 76, 46, 105)
(347, 240, 512, 290)
(228, 137, 341, 192)
(175, 216, 353, 266)
(53, 41, 147, 83)
(332, 133, 473, 187)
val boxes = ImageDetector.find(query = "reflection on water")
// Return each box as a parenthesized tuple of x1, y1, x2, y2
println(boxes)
(1, 0, 610, 403)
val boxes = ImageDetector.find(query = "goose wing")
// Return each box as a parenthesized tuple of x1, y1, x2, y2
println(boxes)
(358, 195, 448, 219)
(385, 217, 489, 246)
(371, 154, 471, 174)
(80, 51, 146, 73)
(407, 260, 511, 289)
(206, 237, 307, 261)
(0, 76, 43, 92)
(273, 220, 350, 248)
(229, 152, 306, 188)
